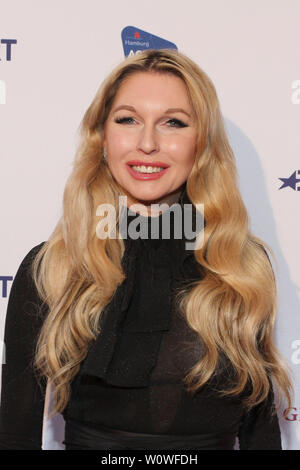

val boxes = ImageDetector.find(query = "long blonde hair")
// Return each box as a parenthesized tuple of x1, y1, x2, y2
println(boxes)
(32, 49, 292, 417)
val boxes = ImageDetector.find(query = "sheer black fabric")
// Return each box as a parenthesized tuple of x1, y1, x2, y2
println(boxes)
(63, 418, 236, 450)
(0, 195, 282, 450)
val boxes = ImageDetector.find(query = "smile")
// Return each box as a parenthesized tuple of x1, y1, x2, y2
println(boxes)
(131, 165, 165, 173)
(126, 163, 169, 181)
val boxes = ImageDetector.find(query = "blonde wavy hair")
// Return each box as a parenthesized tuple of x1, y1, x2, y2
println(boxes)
(32, 49, 292, 417)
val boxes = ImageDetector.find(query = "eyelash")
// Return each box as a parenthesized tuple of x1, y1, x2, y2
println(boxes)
(114, 116, 188, 128)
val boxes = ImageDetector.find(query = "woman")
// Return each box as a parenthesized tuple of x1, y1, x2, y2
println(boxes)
(0, 49, 292, 450)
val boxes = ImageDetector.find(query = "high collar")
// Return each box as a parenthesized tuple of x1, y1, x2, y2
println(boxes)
(119, 186, 204, 257)
(79, 188, 205, 388)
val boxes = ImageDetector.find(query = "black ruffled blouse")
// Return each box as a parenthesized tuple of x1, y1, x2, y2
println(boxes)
(0, 193, 282, 450)
(79, 197, 203, 389)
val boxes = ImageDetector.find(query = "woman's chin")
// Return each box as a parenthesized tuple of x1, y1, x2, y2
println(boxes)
(126, 187, 183, 206)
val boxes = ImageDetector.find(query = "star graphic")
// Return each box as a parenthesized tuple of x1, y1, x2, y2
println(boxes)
(278, 171, 300, 190)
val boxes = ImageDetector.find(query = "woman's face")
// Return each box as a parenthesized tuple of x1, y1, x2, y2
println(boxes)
(103, 71, 198, 211)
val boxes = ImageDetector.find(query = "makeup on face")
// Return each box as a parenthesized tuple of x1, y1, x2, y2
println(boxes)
(104, 72, 198, 211)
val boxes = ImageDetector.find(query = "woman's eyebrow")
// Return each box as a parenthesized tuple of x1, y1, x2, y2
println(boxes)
(112, 104, 191, 118)
(112, 105, 136, 113)
(165, 108, 191, 118)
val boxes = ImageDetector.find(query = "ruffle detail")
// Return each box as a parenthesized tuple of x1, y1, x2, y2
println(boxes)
(79, 189, 205, 387)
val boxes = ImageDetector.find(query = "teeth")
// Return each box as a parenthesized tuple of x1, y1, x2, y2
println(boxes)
(131, 165, 165, 173)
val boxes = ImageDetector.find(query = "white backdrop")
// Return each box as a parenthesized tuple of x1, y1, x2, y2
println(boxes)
(0, 0, 299, 450)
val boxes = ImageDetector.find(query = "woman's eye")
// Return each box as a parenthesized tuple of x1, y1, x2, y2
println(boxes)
(166, 118, 188, 128)
(114, 116, 135, 124)
(114, 116, 188, 128)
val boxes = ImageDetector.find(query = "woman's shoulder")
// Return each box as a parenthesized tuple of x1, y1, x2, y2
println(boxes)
(24, 241, 46, 259)
(11, 242, 47, 296)
(5, 242, 49, 332)
(16, 241, 46, 270)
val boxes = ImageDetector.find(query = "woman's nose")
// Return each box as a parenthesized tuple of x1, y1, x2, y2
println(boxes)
(137, 125, 159, 154)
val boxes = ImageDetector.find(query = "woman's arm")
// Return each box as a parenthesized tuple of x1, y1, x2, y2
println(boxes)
(0, 243, 48, 449)
(238, 383, 282, 450)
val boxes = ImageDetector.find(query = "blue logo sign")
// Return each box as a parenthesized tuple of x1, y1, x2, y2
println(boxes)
(0, 276, 13, 298)
(0, 39, 17, 61)
(279, 171, 300, 190)
(121, 26, 177, 57)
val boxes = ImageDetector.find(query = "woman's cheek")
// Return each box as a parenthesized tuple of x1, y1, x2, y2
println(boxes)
(107, 135, 131, 157)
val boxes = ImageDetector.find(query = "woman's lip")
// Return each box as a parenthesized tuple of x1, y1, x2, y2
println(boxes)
(126, 160, 169, 168)
(126, 163, 169, 180)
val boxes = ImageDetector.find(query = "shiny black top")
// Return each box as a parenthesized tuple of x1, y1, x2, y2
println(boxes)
(0, 195, 282, 450)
